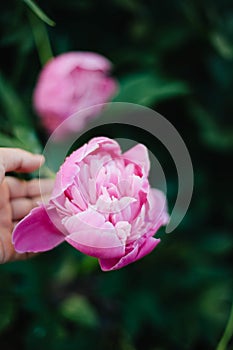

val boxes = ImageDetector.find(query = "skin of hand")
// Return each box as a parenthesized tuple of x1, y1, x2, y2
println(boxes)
(0, 148, 53, 263)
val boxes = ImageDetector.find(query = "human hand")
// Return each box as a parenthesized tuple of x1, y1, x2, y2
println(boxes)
(0, 148, 52, 263)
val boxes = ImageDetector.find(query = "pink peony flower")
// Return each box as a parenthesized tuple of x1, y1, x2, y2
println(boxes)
(33, 52, 117, 137)
(12, 137, 169, 271)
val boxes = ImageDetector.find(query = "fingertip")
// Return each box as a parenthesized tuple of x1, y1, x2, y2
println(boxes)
(34, 154, 45, 165)
(0, 164, 5, 184)
(0, 148, 45, 176)
(27, 154, 45, 173)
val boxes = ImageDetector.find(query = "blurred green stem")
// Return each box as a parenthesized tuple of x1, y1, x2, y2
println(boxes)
(216, 301, 233, 350)
(28, 10, 54, 66)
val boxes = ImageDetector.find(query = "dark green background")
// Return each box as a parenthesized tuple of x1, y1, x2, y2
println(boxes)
(0, 1, 233, 349)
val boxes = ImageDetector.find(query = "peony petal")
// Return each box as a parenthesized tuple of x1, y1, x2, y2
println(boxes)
(147, 188, 169, 225)
(71, 186, 87, 211)
(69, 52, 113, 71)
(33, 52, 117, 136)
(99, 236, 160, 271)
(12, 206, 65, 253)
(35, 53, 112, 82)
(93, 195, 136, 215)
(64, 209, 125, 259)
(69, 73, 117, 113)
(115, 221, 131, 244)
(123, 144, 150, 176)
(52, 137, 121, 201)
(88, 137, 122, 157)
(51, 142, 98, 200)
(51, 162, 79, 200)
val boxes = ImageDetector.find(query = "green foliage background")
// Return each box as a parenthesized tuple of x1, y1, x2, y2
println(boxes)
(0, 0, 233, 349)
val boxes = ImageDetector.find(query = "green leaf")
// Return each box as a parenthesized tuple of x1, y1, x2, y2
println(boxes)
(189, 102, 233, 151)
(114, 72, 190, 106)
(28, 10, 54, 65)
(0, 299, 15, 334)
(0, 74, 41, 152)
(59, 294, 99, 328)
(53, 256, 79, 285)
(216, 301, 233, 350)
(0, 132, 23, 148)
(14, 126, 42, 153)
(22, 0, 55, 27)
(210, 32, 233, 60)
(80, 256, 99, 274)
(200, 232, 233, 255)
(0, 73, 29, 127)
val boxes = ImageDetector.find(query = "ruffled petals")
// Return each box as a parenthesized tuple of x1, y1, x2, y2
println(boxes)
(99, 236, 160, 271)
(64, 209, 125, 259)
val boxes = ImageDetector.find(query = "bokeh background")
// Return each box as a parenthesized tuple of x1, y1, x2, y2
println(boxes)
(0, 1, 233, 349)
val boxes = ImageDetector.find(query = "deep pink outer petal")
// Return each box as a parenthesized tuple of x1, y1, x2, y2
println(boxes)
(99, 236, 160, 271)
(12, 206, 65, 253)
(66, 238, 125, 259)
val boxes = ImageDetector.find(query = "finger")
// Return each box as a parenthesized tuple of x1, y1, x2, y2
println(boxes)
(0, 180, 10, 209)
(6, 177, 28, 199)
(13, 221, 19, 228)
(11, 194, 51, 221)
(11, 198, 34, 221)
(0, 148, 44, 183)
(0, 231, 36, 263)
(6, 177, 54, 199)
(31, 195, 51, 206)
(26, 178, 54, 198)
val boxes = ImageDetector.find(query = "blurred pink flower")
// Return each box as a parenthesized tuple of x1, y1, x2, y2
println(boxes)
(33, 52, 117, 137)
(12, 137, 169, 271)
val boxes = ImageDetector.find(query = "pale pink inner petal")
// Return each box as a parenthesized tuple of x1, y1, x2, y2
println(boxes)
(123, 144, 150, 176)
(115, 221, 131, 244)
(63, 209, 125, 258)
(147, 188, 169, 223)
(93, 195, 136, 215)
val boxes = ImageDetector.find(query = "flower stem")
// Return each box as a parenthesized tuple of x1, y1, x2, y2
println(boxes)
(216, 301, 233, 350)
